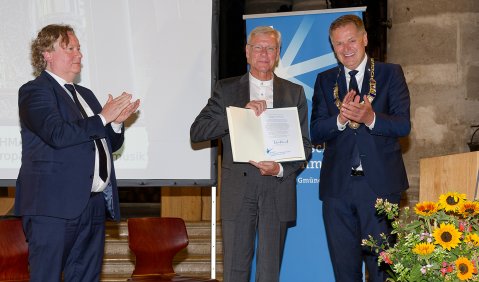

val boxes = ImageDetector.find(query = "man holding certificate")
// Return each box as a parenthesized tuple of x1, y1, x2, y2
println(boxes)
(191, 26, 311, 282)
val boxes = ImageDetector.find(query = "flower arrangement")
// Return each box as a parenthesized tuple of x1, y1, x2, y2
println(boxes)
(362, 192, 479, 281)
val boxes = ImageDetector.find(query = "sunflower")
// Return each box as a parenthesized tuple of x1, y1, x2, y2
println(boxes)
(464, 233, 479, 247)
(438, 192, 467, 212)
(432, 223, 462, 250)
(414, 201, 438, 216)
(458, 201, 479, 217)
(412, 242, 435, 256)
(455, 257, 474, 280)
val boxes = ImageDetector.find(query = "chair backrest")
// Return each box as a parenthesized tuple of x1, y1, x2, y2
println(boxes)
(0, 217, 29, 281)
(127, 217, 189, 276)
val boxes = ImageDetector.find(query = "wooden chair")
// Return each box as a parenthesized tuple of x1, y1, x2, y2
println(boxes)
(0, 217, 29, 282)
(127, 217, 218, 282)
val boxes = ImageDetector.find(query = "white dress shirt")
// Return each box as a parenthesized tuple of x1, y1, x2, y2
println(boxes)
(47, 70, 119, 192)
(337, 55, 376, 130)
(248, 73, 283, 177)
(335, 56, 376, 171)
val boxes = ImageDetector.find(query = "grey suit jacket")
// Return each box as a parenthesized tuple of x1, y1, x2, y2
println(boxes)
(191, 74, 312, 222)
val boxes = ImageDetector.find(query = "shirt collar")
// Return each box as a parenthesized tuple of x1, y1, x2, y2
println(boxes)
(249, 72, 273, 87)
(344, 55, 368, 77)
(45, 70, 70, 87)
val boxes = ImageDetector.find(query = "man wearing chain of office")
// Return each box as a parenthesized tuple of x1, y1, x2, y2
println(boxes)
(310, 14, 411, 282)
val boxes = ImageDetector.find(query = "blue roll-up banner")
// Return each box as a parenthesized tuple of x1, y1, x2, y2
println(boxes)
(244, 7, 366, 282)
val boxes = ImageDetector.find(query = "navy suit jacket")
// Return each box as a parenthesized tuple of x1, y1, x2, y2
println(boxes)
(191, 74, 312, 222)
(15, 71, 122, 221)
(310, 60, 410, 199)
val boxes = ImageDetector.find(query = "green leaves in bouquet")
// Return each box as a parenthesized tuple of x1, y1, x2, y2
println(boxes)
(363, 192, 479, 282)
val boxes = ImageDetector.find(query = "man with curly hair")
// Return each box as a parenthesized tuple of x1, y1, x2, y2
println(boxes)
(15, 24, 139, 281)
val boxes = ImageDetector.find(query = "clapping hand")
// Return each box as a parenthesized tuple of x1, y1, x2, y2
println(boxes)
(101, 92, 140, 124)
(340, 90, 374, 126)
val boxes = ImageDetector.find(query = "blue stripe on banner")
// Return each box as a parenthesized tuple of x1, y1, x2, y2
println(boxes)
(245, 8, 364, 282)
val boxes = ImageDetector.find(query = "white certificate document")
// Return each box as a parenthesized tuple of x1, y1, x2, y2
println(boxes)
(226, 106, 305, 163)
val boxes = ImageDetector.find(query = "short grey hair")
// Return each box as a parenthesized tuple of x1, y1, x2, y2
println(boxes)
(246, 26, 281, 48)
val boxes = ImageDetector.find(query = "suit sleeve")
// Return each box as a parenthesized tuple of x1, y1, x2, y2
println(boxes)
(19, 82, 106, 149)
(106, 123, 125, 152)
(370, 65, 411, 137)
(190, 81, 229, 142)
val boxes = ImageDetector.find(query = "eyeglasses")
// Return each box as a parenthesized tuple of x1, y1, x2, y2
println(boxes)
(248, 44, 277, 54)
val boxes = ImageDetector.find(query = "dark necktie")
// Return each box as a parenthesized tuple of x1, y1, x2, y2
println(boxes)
(348, 70, 361, 168)
(65, 84, 108, 182)
(348, 70, 360, 95)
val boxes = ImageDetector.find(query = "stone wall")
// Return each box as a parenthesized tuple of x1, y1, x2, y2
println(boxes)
(388, 0, 479, 207)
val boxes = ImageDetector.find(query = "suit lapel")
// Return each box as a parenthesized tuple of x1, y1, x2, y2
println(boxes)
(361, 59, 372, 98)
(226, 74, 249, 108)
(273, 75, 283, 108)
(236, 74, 250, 107)
(337, 66, 348, 100)
(41, 71, 83, 118)
(75, 85, 102, 114)
(339, 60, 372, 100)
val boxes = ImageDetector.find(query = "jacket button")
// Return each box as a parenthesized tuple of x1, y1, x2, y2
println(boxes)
(243, 172, 247, 176)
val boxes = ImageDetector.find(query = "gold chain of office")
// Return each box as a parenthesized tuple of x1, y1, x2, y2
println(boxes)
(333, 58, 376, 129)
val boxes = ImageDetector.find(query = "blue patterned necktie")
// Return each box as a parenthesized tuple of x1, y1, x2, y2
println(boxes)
(349, 70, 360, 95)
(348, 70, 361, 168)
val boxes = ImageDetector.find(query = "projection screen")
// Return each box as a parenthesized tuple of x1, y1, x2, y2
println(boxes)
(0, 0, 218, 186)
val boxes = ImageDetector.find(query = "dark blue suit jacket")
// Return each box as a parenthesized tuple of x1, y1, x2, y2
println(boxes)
(310, 60, 410, 199)
(15, 71, 122, 221)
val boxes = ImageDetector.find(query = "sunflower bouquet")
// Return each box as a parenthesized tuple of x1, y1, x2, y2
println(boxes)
(362, 192, 479, 281)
